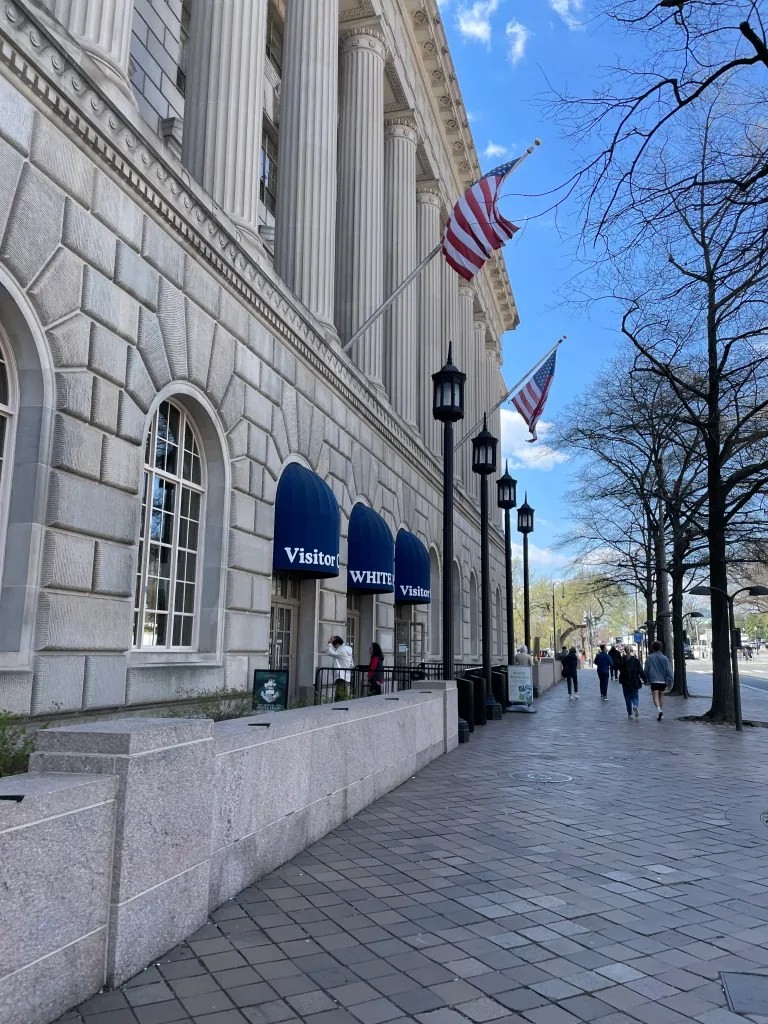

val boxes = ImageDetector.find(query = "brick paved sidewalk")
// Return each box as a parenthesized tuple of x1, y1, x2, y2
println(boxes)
(60, 677, 768, 1024)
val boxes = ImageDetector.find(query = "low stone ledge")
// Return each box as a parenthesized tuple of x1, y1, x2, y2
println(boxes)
(0, 772, 117, 1024)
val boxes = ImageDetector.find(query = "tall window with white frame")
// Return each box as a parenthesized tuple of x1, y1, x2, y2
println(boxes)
(134, 399, 206, 650)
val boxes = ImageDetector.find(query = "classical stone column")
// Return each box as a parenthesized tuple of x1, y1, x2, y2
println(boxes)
(384, 116, 419, 425)
(182, 0, 267, 242)
(275, 0, 339, 332)
(416, 185, 442, 451)
(335, 26, 387, 384)
(42, 0, 136, 107)
(457, 281, 475, 492)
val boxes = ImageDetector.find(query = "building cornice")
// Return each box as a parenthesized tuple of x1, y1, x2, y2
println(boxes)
(0, 1, 497, 539)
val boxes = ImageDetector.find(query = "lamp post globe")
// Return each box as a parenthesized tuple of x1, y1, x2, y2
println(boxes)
(432, 345, 465, 708)
(432, 342, 466, 423)
(516, 494, 535, 651)
(473, 416, 502, 721)
(496, 462, 517, 672)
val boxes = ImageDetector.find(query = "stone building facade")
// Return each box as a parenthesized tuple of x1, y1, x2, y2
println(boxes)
(0, 0, 517, 716)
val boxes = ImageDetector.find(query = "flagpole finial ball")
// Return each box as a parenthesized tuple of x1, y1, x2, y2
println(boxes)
(534, 138, 541, 145)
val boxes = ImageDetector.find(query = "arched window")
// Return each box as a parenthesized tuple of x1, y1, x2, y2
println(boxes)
(469, 573, 479, 657)
(429, 548, 441, 656)
(496, 587, 503, 660)
(133, 399, 206, 649)
(452, 561, 462, 658)
(0, 331, 17, 555)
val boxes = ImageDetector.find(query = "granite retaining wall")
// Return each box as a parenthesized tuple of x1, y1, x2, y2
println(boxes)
(0, 682, 457, 1024)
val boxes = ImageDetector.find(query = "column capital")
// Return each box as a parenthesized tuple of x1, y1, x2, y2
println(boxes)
(457, 280, 475, 299)
(473, 313, 487, 329)
(340, 25, 387, 60)
(385, 116, 418, 145)
(416, 183, 442, 208)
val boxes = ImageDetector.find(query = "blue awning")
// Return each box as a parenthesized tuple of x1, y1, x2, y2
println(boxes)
(273, 464, 340, 578)
(347, 504, 394, 593)
(394, 530, 431, 604)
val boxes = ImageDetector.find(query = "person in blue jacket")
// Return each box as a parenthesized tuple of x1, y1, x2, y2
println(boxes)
(593, 643, 614, 701)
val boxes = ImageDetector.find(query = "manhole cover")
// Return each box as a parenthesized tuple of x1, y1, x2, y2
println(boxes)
(722, 972, 768, 1013)
(510, 771, 574, 784)
(760, 812, 768, 826)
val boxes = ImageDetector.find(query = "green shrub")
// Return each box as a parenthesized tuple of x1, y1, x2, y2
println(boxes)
(0, 712, 40, 777)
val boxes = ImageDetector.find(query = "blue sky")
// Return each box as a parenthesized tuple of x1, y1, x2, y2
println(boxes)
(437, 0, 625, 572)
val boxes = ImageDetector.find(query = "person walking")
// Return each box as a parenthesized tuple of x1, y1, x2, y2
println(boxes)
(563, 646, 579, 700)
(593, 643, 613, 701)
(645, 640, 673, 720)
(556, 644, 568, 682)
(619, 645, 646, 719)
(608, 645, 621, 680)
(367, 642, 385, 695)
(327, 635, 354, 699)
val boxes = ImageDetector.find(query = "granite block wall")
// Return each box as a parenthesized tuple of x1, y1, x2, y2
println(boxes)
(7, 684, 457, 1020)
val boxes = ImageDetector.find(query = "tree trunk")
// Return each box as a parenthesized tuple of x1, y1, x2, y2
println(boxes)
(668, 563, 688, 697)
(706, 474, 733, 721)
(655, 513, 673, 657)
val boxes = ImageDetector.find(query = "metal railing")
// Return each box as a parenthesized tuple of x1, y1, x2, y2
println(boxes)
(313, 662, 483, 704)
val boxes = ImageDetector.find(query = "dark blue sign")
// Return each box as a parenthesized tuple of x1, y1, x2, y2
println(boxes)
(347, 504, 395, 593)
(394, 530, 431, 604)
(273, 463, 340, 578)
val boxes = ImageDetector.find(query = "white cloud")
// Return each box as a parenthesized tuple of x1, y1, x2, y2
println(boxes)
(549, 0, 585, 30)
(500, 408, 569, 472)
(456, 0, 501, 44)
(505, 20, 530, 64)
(484, 141, 508, 159)
(510, 541, 566, 568)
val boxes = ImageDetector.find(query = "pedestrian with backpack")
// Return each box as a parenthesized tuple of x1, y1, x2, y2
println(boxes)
(619, 645, 646, 719)
(563, 646, 580, 700)
(593, 643, 613, 701)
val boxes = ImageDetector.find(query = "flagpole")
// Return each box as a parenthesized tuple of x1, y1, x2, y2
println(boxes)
(341, 139, 541, 356)
(341, 243, 442, 354)
(454, 334, 565, 451)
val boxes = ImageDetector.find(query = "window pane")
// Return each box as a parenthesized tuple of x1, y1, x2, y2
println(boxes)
(182, 616, 193, 646)
(0, 358, 9, 406)
(172, 616, 183, 647)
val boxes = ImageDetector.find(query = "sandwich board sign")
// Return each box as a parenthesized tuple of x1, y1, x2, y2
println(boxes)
(508, 665, 533, 706)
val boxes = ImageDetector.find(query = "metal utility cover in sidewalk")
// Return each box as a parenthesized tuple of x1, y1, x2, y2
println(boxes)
(721, 972, 768, 1013)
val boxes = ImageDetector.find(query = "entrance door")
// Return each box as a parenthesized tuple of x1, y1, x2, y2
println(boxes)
(394, 613, 410, 668)
(346, 592, 361, 667)
(269, 573, 299, 675)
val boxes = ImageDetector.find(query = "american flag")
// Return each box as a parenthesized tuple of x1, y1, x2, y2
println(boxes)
(510, 350, 557, 443)
(441, 157, 524, 280)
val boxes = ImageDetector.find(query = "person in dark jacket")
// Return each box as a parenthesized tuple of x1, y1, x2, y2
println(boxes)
(563, 646, 579, 700)
(593, 644, 613, 701)
(608, 645, 622, 680)
(619, 646, 646, 719)
(367, 643, 385, 695)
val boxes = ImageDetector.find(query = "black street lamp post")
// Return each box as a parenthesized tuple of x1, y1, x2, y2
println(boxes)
(496, 462, 517, 666)
(472, 416, 502, 721)
(689, 583, 768, 731)
(517, 495, 535, 651)
(432, 344, 465, 684)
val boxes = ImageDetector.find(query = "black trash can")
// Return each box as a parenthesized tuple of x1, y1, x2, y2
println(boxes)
(456, 676, 475, 732)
